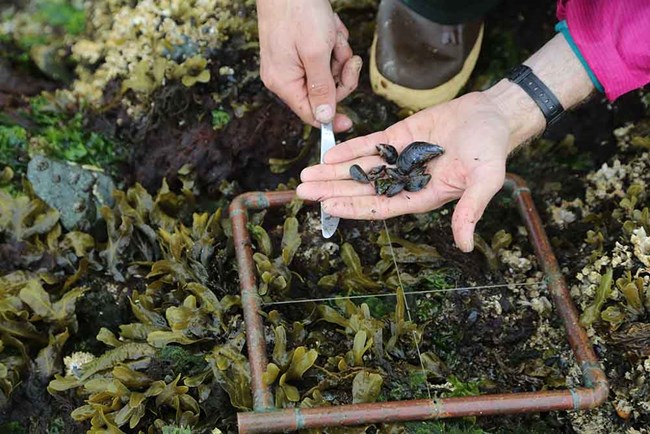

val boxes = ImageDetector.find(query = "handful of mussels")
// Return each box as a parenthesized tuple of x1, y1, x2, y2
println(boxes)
(349, 141, 444, 197)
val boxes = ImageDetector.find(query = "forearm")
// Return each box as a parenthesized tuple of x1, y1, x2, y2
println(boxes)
(483, 33, 595, 153)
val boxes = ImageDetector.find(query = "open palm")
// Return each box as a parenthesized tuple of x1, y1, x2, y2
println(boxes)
(297, 92, 513, 252)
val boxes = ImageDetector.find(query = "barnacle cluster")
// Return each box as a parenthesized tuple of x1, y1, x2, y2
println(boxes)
(81, 0, 254, 103)
(539, 121, 650, 428)
(570, 150, 650, 328)
(1, 0, 258, 117)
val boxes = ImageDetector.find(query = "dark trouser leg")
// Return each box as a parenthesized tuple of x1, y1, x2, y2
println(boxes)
(400, 0, 501, 24)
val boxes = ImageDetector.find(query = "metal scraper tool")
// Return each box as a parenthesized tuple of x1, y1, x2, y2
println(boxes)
(320, 122, 339, 238)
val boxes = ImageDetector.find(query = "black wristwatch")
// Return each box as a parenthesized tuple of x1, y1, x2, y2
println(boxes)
(506, 64, 565, 127)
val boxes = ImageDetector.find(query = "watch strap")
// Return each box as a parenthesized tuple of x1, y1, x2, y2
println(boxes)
(506, 65, 565, 126)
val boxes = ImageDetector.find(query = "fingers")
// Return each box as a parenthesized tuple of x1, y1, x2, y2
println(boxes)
(333, 113, 353, 132)
(323, 124, 415, 163)
(451, 169, 505, 252)
(331, 31, 352, 81)
(333, 13, 349, 39)
(319, 188, 453, 220)
(335, 55, 362, 102)
(302, 46, 337, 124)
(324, 131, 400, 164)
(301, 155, 386, 182)
(297, 180, 375, 200)
(271, 76, 353, 132)
(274, 84, 320, 128)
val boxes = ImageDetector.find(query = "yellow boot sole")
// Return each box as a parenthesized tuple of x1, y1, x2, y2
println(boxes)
(370, 23, 484, 112)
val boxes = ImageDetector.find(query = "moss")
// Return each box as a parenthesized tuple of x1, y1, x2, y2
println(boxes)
(444, 375, 481, 398)
(46, 417, 65, 434)
(0, 422, 26, 434)
(211, 109, 231, 131)
(363, 295, 395, 318)
(386, 381, 410, 401)
(0, 95, 123, 172)
(385, 371, 430, 401)
(415, 298, 441, 322)
(159, 345, 208, 376)
(38, 114, 116, 167)
(0, 125, 29, 173)
(421, 268, 457, 290)
(35, 0, 86, 36)
(408, 371, 427, 389)
(0, 125, 28, 148)
(3, 0, 84, 50)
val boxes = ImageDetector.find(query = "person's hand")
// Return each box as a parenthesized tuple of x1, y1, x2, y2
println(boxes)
(256, 0, 362, 132)
(297, 91, 526, 252)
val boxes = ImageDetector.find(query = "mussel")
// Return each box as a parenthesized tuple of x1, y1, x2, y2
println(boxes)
(349, 164, 370, 183)
(396, 141, 444, 173)
(386, 182, 405, 197)
(367, 165, 386, 181)
(376, 144, 398, 164)
(349, 141, 444, 197)
(404, 174, 432, 192)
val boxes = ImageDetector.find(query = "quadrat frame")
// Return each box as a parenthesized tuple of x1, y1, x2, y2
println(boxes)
(229, 173, 608, 433)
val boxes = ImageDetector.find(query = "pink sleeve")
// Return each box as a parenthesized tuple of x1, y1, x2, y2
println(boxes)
(556, 0, 650, 101)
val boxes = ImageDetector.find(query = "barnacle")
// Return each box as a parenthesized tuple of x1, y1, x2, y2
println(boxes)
(2, 0, 259, 117)
(631, 227, 650, 268)
(63, 351, 95, 377)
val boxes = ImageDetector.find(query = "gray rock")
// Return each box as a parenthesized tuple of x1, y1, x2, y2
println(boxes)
(27, 155, 116, 231)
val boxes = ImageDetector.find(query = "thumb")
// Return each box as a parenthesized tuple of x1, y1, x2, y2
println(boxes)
(304, 52, 337, 124)
(451, 170, 505, 252)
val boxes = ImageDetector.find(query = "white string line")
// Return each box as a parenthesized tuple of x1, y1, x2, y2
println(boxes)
(380, 220, 433, 400)
(260, 281, 545, 306)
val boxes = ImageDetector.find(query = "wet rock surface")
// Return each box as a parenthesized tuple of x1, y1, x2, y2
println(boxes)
(27, 155, 115, 230)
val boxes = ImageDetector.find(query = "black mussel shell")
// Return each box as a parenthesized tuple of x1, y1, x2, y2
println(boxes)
(376, 143, 398, 164)
(386, 182, 405, 197)
(413, 166, 427, 176)
(349, 164, 370, 183)
(367, 165, 386, 181)
(396, 141, 444, 173)
(404, 173, 432, 192)
(386, 167, 406, 181)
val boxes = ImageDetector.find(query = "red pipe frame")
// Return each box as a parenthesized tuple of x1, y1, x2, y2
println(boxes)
(229, 174, 608, 433)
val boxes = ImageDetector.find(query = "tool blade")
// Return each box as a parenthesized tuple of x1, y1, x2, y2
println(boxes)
(320, 122, 339, 238)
